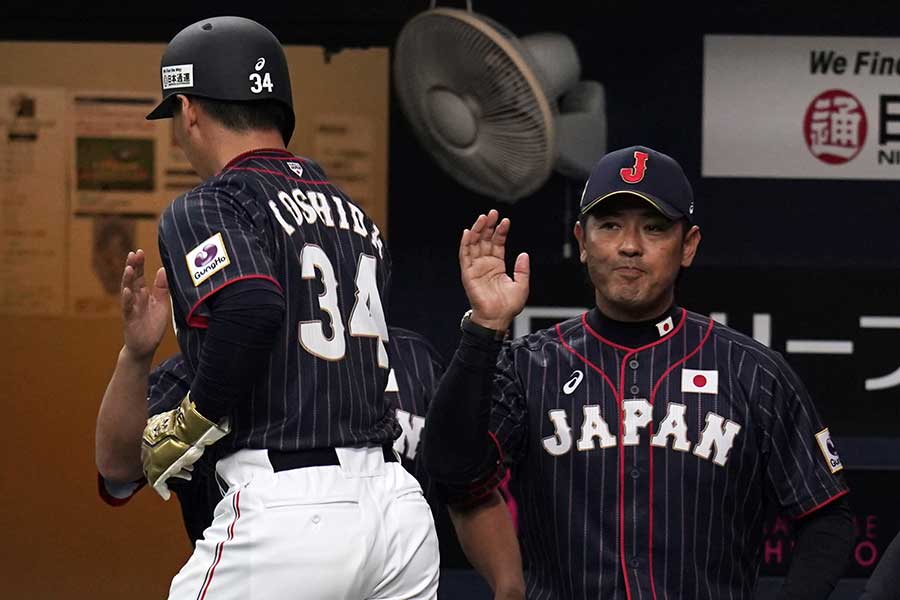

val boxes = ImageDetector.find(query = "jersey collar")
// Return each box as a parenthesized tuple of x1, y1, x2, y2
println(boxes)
(584, 304, 683, 350)
(221, 147, 293, 171)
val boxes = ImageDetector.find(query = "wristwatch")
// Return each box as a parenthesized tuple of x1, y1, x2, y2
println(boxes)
(460, 309, 507, 342)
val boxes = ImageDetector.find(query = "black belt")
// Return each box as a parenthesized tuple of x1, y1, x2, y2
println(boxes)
(268, 445, 398, 473)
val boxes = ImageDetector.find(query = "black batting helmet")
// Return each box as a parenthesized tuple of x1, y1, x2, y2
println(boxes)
(146, 16, 295, 143)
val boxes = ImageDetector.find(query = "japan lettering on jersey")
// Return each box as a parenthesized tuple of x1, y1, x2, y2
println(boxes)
(478, 308, 848, 600)
(158, 149, 397, 452)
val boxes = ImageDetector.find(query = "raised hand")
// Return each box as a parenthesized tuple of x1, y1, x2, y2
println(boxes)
(459, 209, 530, 332)
(120, 249, 171, 360)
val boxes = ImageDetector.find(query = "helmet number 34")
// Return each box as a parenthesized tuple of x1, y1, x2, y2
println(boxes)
(249, 57, 274, 93)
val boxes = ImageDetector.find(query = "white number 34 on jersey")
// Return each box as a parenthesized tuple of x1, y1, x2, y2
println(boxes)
(299, 245, 389, 368)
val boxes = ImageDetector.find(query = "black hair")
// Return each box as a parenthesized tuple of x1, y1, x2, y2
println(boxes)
(174, 96, 292, 143)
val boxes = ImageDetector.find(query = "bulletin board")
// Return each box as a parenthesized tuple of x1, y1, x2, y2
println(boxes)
(0, 40, 388, 599)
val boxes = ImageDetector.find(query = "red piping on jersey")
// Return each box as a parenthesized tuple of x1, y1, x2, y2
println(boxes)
(644, 316, 715, 600)
(617, 351, 635, 600)
(582, 308, 687, 353)
(498, 469, 520, 534)
(221, 148, 294, 170)
(457, 431, 508, 508)
(197, 490, 241, 600)
(794, 488, 849, 520)
(556, 320, 630, 599)
(186, 275, 283, 329)
(226, 166, 331, 185)
(558, 310, 693, 600)
(556, 323, 618, 397)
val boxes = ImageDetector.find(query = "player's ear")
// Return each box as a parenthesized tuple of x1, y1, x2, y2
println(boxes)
(175, 95, 199, 128)
(680, 224, 701, 268)
(573, 220, 588, 264)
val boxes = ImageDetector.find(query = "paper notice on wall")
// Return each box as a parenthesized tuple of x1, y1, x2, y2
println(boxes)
(0, 86, 69, 316)
(70, 92, 165, 214)
(67, 213, 159, 317)
(312, 114, 375, 212)
(67, 92, 166, 317)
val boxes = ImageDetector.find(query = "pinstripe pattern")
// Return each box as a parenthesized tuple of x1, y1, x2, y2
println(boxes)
(385, 326, 445, 510)
(143, 328, 444, 541)
(483, 307, 848, 599)
(158, 149, 398, 454)
(147, 355, 191, 415)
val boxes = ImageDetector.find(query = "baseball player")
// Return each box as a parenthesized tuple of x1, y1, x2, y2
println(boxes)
(142, 16, 437, 599)
(423, 145, 855, 599)
(95, 251, 524, 597)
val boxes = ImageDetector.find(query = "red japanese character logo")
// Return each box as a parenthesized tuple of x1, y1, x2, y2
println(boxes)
(803, 89, 867, 165)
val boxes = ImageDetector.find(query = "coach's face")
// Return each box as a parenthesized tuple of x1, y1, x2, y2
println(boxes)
(574, 195, 700, 321)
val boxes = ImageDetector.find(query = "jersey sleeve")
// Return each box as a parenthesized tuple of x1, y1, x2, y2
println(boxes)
(489, 341, 530, 466)
(431, 339, 528, 508)
(159, 183, 281, 328)
(761, 354, 850, 518)
(453, 340, 529, 504)
(147, 354, 192, 415)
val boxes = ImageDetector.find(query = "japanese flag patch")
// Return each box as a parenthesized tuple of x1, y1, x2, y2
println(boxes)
(656, 316, 674, 337)
(815, 428, 843, 473)
(681, 369, 718, 394)
(185, 232, 231, 286)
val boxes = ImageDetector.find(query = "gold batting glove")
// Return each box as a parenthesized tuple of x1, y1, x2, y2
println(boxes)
(141, 394, 230, 500)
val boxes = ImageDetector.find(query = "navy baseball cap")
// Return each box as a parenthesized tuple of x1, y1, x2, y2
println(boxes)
(579, 145, 694, 222)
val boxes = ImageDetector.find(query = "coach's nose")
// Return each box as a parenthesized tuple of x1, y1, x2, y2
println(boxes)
(618, 223, 643, 257)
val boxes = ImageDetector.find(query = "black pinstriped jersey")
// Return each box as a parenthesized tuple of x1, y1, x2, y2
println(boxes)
(103, 327, 446, 543)
(479, 306, 848, 600)
(158, 148, 398, 452)
(385, 327, 446, 509)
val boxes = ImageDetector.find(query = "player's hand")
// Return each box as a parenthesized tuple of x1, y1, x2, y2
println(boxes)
(121, 249, 170, 361)
(459, 209, 530, 332)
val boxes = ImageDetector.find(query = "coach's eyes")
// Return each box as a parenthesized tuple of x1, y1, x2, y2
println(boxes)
(596, 221, 620, 231)
(645, 222, 671, 233)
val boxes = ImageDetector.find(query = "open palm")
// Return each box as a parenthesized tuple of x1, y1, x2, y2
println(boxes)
(121, 249, 171, 359)
(460, 209, 530, 332)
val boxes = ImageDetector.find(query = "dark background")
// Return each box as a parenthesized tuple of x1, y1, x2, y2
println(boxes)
(6, 2, 898, 596)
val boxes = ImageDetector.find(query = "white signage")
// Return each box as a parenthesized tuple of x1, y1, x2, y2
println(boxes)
(703, 35, 900, 179)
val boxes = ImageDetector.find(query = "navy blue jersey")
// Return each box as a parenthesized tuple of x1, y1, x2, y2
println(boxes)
(122, 327, 446, 543)
(477, 307, 848, 600)
(385, 327, 446, 509)
(158, 148, 397, 452)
